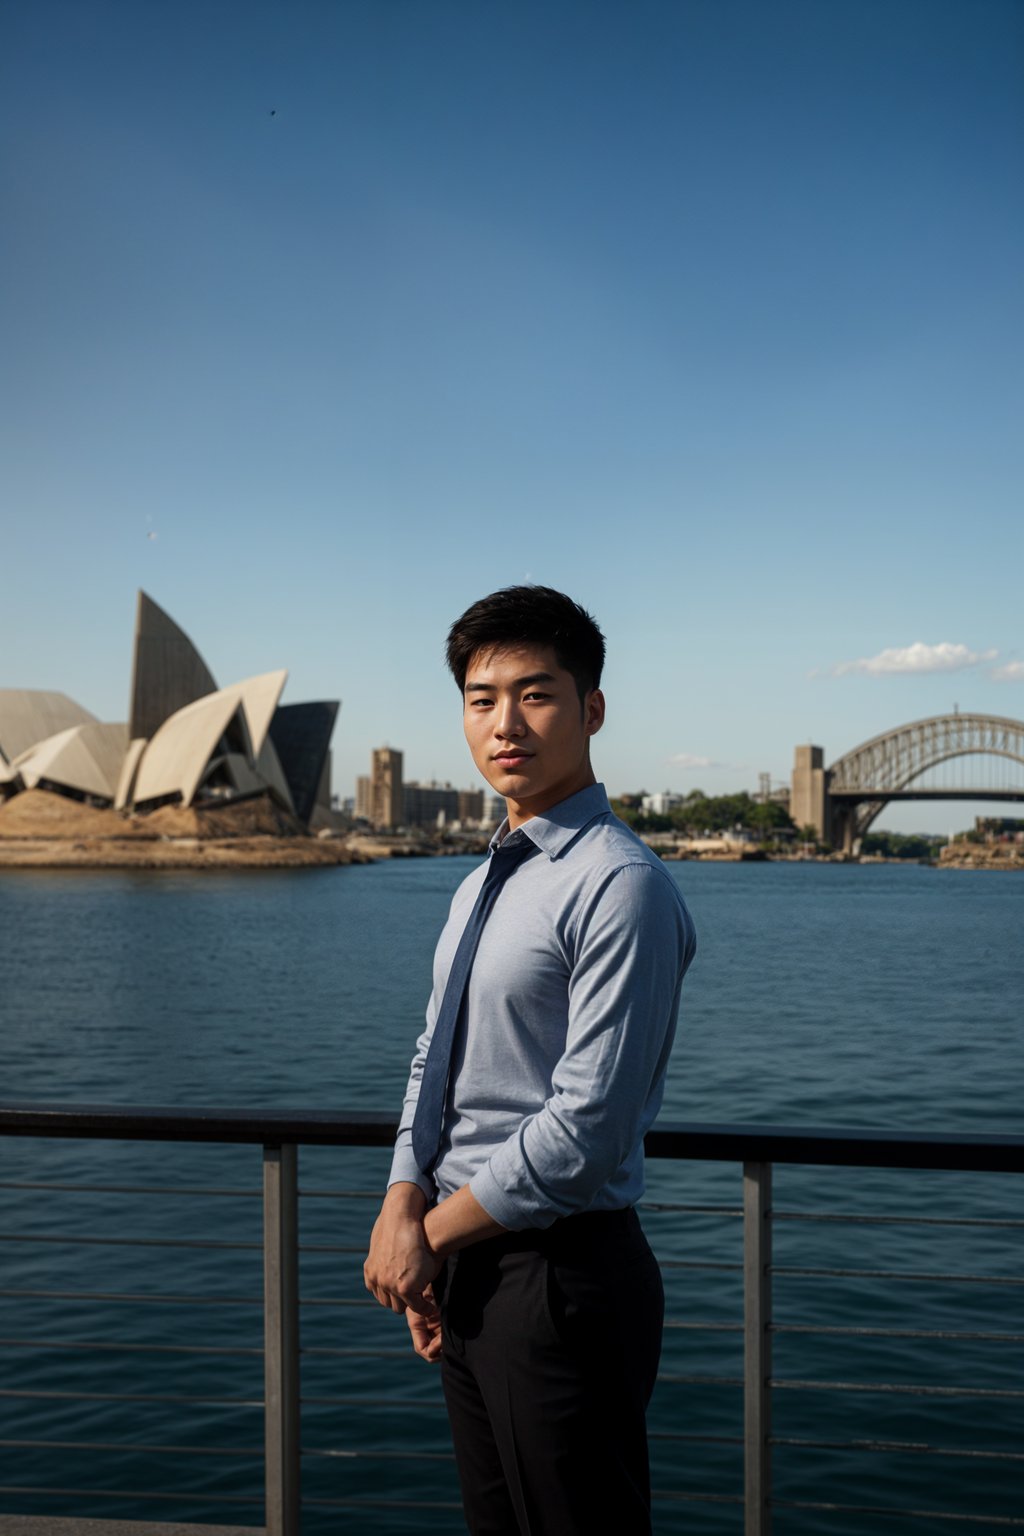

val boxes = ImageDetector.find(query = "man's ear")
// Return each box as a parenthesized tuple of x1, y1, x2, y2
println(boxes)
(585, 689, 606, 737)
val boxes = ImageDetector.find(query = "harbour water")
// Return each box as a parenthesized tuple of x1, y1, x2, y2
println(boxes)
(0, 859, 1021, 1531)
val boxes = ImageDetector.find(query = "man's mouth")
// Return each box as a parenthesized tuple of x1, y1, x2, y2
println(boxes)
(493, 750, 532, 765)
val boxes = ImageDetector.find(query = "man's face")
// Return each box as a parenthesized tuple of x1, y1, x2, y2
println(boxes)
(462, 643, 605, 826)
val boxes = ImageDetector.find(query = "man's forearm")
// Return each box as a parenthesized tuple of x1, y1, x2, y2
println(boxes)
(424, 1184, 506, 1257)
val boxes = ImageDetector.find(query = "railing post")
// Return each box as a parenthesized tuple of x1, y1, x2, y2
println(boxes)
(264, 1141, 300, 1536)
(743, 1160, 772, 1536)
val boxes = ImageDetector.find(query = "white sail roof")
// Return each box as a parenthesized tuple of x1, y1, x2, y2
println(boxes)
(13, 722, 129, 803)
(131, 671, 288, 809)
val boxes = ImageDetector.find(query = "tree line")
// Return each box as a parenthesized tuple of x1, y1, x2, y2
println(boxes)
(611, 791, 794, 837)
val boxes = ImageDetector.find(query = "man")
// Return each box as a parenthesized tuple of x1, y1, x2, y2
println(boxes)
(364, 585, 696, 1534)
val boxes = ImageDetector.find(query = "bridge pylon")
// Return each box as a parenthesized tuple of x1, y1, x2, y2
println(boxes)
(790, 745, 830, 843)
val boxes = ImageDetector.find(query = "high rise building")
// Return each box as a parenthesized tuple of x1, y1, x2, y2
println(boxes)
(370, 747, 403, 830)
(355, 775, 372, 821)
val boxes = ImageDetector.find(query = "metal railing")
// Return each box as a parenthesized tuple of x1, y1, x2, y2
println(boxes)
(0, 1103, 1021, 1535)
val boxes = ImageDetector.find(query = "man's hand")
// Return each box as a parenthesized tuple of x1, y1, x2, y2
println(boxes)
(406, 1287, 443, 1362)
(364, 1182, 441, 1316)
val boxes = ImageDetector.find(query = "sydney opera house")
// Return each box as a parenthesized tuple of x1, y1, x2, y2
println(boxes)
(0, 593, 338, 828)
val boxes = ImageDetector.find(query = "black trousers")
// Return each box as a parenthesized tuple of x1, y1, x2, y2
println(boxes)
(437, 1208, 664, 1536)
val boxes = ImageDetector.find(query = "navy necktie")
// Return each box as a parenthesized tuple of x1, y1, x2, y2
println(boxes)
(412, 835, 537, 1177)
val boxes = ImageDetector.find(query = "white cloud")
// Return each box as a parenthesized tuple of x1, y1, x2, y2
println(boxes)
(670, 753, 714, 769)
(992, 660, 1024, 682)
(833, 642, 998, 677)
(670, 753, 722, 769)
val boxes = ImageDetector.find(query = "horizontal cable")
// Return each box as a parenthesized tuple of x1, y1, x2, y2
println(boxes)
(772, 1436, 1024, 1463)
(0, 1231, 260, 1251)
(640, 1203, 742, 1216)
(771, 1498, 1024, 1527)
(299, 1297, 375, 1308)
(0, 1286, 383, 1309)
(774, 1323, 1024, 1344)
(773, 1265, 1024, 1286)
(0, 1437, 261, 1457)
(655, 1373, 743, 1387)
(298, 1189, 379, 1199)
(300, 1397, 446, 1411)
(773, 1378, 1024, 1400)
(649, 1432, 744, 1446)
(0, 1387, 263, 1406)
(300, 1347, 442, 1360)
(775, 1210, 1024, 1231)
(664, 1320, 743, 1332)
(0, 1180, 260, 1197)
(0, 1287, 262, 1305)
(0, 1336, 263, 1355)
(304, 1496, 463, 1510)
(0, 1339, 439, 1363)
(302, 1447, 455, 1462)
(660, 1260, 742, 1272)
(296, 1243, 369, 1254)
(653, 1491, 745, 1506)
(0, 1485, 263, 1507)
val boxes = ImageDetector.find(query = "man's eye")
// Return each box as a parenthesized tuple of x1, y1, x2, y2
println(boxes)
(523, 692, 549, 702)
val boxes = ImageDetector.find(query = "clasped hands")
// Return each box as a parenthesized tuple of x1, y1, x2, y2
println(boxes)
(364, 1181, 505, 1363)
(363, 1183, 443, 1362)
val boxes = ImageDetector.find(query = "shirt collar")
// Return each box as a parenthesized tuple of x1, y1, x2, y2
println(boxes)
(488, 782, 612, 860)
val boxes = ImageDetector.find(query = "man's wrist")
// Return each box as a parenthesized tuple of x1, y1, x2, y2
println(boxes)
(382, 1181, 429, 1220)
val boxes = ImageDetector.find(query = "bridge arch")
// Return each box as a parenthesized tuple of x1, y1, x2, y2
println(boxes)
(791, 714, 1024, 851)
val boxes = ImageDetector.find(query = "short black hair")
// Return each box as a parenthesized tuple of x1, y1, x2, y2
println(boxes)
(446, 585, 606, 702)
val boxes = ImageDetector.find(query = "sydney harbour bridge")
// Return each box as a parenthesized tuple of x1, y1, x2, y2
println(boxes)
(790, 713, 1024, 853)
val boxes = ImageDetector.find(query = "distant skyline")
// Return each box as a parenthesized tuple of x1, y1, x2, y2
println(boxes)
(3, 0, 1021, 834)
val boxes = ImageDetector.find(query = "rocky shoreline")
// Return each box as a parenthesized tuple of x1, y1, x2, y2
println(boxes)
(0, 789, 371, 870)
(0, 836, 370, 870)
(936, 848, 1024, 871)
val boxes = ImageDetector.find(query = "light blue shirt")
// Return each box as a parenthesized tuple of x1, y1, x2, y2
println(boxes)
(388, 782, 697, 1230)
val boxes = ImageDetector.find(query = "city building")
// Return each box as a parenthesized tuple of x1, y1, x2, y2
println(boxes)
(370, 747, 403, 830)
(403, 780, 459, 829)
(0, 592, 339, 829)
(402, 781, 490, 829)
(641, 790, 684, 817)
(356, 750, 492, 831)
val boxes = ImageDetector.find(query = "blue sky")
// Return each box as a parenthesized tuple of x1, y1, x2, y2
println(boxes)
(3, 0, 1022, 832)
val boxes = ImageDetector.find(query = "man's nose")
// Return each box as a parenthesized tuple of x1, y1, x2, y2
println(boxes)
(495, 699, 525, 737)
